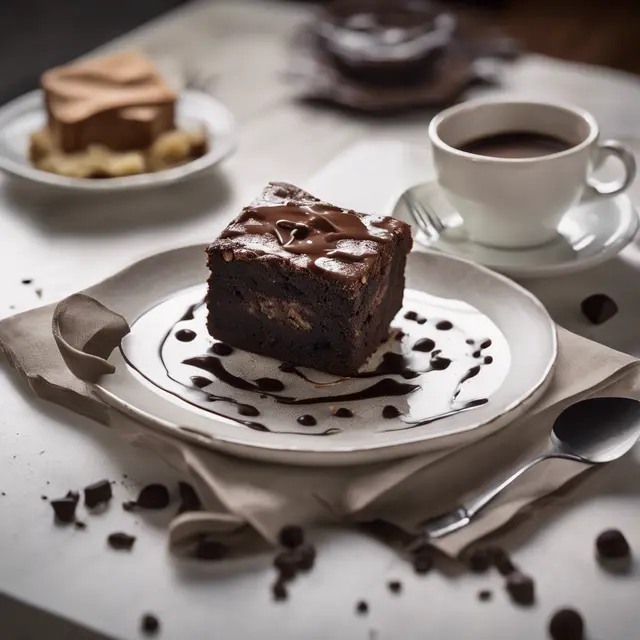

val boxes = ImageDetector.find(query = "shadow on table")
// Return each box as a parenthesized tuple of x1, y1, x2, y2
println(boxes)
(1, 167, 234, 236)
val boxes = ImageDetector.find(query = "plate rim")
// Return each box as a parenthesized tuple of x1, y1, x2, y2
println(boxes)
(90, 243, 557, 465)
(398, 181, 639, 279)
(0, 89, 237, 192)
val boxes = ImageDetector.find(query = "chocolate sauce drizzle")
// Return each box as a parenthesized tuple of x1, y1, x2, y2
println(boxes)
(210, 342, 233, 356)
(382, 398, 489, 432)
(126, 297, 499, 437)
(278, 350, 450, 386)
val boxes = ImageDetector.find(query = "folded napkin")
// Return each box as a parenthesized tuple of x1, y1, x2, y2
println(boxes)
(1, 266, 639, 559)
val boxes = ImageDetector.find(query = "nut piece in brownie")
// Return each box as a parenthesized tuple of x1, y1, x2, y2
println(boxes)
(206, 182, 412, 375)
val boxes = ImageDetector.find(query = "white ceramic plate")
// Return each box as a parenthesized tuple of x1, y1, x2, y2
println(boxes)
(395, 181, 639, 278)
(92, 244, 556, 466)
(0, 90, 236, 192)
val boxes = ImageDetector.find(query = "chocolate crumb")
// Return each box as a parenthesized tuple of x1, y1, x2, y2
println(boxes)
(356, 600, 369, 615)
(123, 500, 137, 512)
(140, 613, 160, 635)
(84, 479, 112, 509)
(41, 495, 47, 500)
(195, 535, 229, 561)
(404, 311, 418, 321)
(412, 546, 434, 575)
(51, 496, 78, 523)
(108, 532, 136, 551)
(74, 521, 87, 530)
(596, 529, 630, 559)
(177, 482, 202, 515)
(135, 484, 170, 509)
(468, 547, 492, 573)
(478, 589, 492, 602)
(505, 572, 535, 606)
(273, 578, 288, 601)
(388, 580, 402, 594)
(35, 288, 43, 298)
(549, 608, 584, 640)
(279, 524, 304, 549)
(581, 294, 618, 325)
(332, 407, 354, 418)
(21, 279, 32, 285)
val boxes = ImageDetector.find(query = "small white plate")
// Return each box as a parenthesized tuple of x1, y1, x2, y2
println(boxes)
(90, 244, 556, 466)
(393, 181, 639, 279)
(0, 90, 236, 192)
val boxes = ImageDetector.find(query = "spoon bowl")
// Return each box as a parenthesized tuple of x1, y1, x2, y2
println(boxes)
(551, 397, 640, 463)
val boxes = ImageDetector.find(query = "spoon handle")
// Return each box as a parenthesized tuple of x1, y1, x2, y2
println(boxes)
(421, 453, 550, 540)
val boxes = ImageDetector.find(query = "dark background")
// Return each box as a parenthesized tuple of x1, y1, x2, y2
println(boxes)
(0, 0, 638, 107)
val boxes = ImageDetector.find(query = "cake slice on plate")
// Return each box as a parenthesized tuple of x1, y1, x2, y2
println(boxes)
(206, 182, 412, 375)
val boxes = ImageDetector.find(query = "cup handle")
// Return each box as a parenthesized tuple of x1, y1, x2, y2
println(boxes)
(587, 139, 637, 197)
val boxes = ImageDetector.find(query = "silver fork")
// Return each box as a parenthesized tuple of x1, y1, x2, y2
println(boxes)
(402, 188, 446, 240)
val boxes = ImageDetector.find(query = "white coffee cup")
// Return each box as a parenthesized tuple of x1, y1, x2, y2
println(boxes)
(429, 99, 637, 249)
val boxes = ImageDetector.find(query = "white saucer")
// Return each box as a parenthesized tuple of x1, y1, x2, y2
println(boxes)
(392, 181, 639, 278)
(0, 90, 236, 192)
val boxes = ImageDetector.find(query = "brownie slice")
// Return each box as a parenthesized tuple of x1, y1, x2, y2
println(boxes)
(206, 182, 412, 375)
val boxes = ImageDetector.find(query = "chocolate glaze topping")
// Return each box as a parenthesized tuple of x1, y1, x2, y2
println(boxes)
(219, 183, 406, 281)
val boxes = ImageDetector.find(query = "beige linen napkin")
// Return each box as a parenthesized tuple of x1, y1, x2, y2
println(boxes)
(1, 272, 639, 559)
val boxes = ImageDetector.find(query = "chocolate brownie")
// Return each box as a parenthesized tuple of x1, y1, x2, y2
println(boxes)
(206, 182, 412, 375)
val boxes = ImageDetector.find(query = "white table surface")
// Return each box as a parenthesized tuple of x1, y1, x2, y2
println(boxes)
(1, 1, 640, 638)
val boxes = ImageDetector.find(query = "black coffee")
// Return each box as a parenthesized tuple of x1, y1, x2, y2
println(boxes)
(459, 131, 572, 159)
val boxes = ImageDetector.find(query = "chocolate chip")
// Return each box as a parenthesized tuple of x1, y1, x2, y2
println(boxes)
(581, 294, 618, 325)
(84, 480, 112, 509)
(279, 524, 304, 549)
(274, 550, 299, 581)
(107, 532, 136, 551)
(356, 600, 369, 615)
(387, 580, 402, 594)
(51, 497, 78, 523)
(273, 578, 288, 601)
(549, 608, 584, 640)
(140, 613, 160, 635)
(177, 482, 202, 515)
(467, 547, 492, 573)
(478, 589, 492, 602)
(412, 546, 434, 575)
(596, 529, 630, 559)
(505, 572, 535, 605)
(488, 546, 517, 576)
(135, 484, 170, 509)
(195, 535, 229, 561)
(297, 543, 316, 572)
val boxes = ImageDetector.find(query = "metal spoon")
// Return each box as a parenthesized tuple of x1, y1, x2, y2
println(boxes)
(418, 397, 640, 541)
